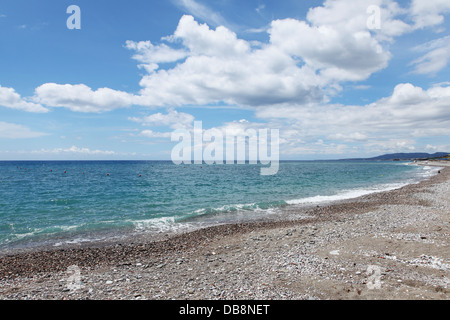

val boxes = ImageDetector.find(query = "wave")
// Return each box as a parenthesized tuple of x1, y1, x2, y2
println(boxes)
(417, 165, 442, 178)
(287, 164, 441, 205)
(1, 161, 442, 250)
(2, 224, 79, 244)
(286, 182, 408, 205)
(132, 216, 176, 231)
(190, 201, 286, 216)
(175, 164, 442, 222)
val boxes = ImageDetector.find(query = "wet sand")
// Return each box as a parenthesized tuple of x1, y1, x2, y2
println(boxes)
(0, 162, 448, 300)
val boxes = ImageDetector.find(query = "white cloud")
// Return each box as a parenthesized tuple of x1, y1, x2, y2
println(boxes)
(172, 0, 231, 28)
(0, 85, 48, 113)
(307, 0, 410, 39)
(127, 3, 412, 108)
(131, 15, 326, 107)
(244, 26, 269, 34)
(28, 0, 450, 113)
(33, 83, 136, 113)
(269, 18, 390, 82)
(31, 146, 116, 155)
(366, 139, 417, 153)
(172, 15, 250, 57)
(11, 0, 450, 125)
(425, 143, 450, 152)
(256, 4, 265, 13)
(126, 79, 450, 155)
(411, 36, 450, 75)
(268, 0, 415, 82)
(139, 130, 172, 138)
(328, 132, 368, 142)
(129, 109, 194, 129)
(410, 0, 450, 29)
(0, 122, 48, 139)
(125, 79, 449, 155)
(124, 40, 188, 72)
(352, 85, 372, 90)
(24, 14, 322, 112)
(255, 83, 450, 147)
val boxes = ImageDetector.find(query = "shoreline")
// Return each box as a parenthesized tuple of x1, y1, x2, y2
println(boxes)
(0, 160, 442, 256)
(0, 162, 448, 299)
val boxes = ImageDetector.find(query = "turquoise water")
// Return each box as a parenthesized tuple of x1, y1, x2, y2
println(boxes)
(0, 161, 438, 251)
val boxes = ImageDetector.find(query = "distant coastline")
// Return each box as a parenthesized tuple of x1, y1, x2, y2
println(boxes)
(1, 152, 448, 163)
(340, 152, 450, 161)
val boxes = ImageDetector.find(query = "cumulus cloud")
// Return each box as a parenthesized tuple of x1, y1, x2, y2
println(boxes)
(0, 85, 48, 113)
(33, 12, 328, 111)
(410, 0, 450, 29)
(129, 79, 450, 155)
(255, 82, 450, 147)
(129, 82, 450, 156)
(33, 83, 136, 113)
(133, 112, 268, 141)
(308, 0, 410, 38)
(124, 40, 188, 72)
(131, 15, 327, 107)
(24, 0, 450, 114)
(269, 18, 390, 82)
(0, 122, 48, 139)
(4, 0, 449, 161)
(172, 15, 251, 57)
(127, 2, 413, 108)
(267, 0, 416, 82)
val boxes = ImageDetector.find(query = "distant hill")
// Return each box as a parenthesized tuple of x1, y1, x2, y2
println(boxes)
(343, 152, 449, 161)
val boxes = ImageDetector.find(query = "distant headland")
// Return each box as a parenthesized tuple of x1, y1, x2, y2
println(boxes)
(342, 152, 450, 161)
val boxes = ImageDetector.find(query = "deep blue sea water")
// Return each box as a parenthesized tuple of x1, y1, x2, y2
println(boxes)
(0, 160, 440, 251)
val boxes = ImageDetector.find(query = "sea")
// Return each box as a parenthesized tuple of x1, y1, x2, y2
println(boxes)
(0, 160, 441, 252)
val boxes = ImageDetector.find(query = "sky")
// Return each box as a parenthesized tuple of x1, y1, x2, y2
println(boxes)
(0, 0, 449, 160)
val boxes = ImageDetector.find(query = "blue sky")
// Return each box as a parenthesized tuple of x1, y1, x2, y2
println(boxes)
(0, 0, 449, 160)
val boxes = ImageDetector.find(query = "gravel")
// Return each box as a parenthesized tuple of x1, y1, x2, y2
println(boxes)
(0, 163, 448, 300)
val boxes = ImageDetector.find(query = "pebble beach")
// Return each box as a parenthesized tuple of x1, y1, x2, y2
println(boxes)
(0, 162, 449, 300)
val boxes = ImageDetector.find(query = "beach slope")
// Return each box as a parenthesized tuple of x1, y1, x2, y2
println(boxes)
(0, 164, 449, 300)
